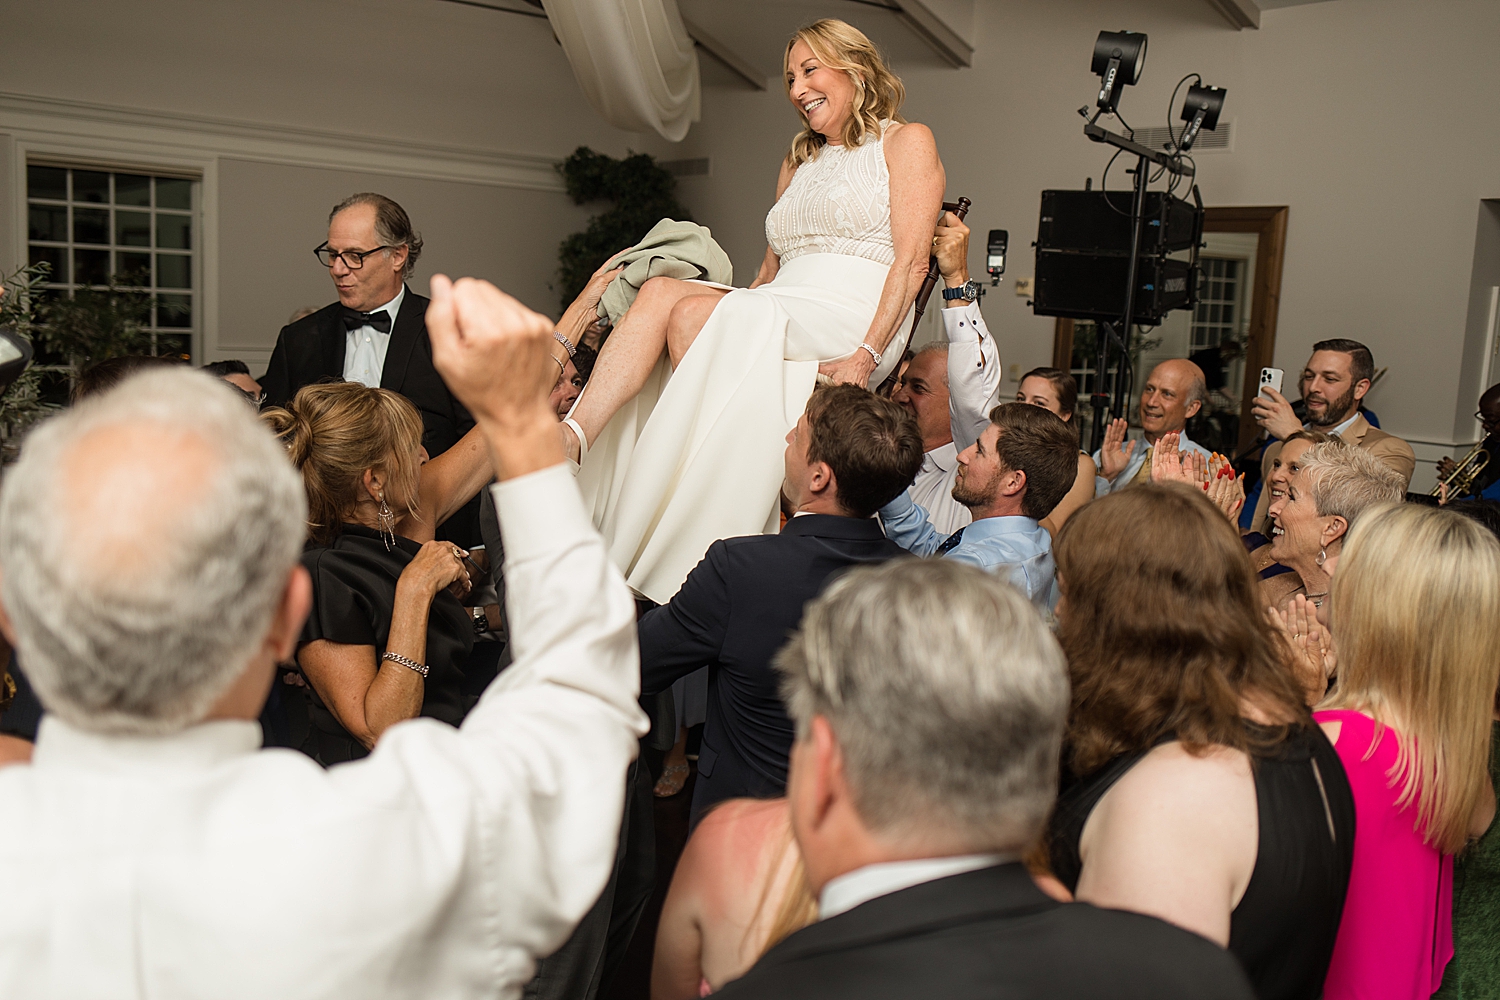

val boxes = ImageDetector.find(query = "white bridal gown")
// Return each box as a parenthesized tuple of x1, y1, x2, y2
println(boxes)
(576, 123, 910, 604)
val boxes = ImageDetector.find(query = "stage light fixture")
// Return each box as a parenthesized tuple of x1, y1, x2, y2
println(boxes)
(1091, 30, 1147, 114)
(1178, 83, 1226, 151)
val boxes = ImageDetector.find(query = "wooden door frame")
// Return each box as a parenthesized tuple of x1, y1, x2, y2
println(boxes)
(1050, 206, 1290, 453)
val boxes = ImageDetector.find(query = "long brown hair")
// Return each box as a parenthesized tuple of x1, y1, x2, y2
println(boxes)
(261, 382, 424, 546)
(1056, 483, 1309, 776)
(783, 19, 906, 168)
(1019, 366, 1079, 434)
(1320, 504, 1500, 853)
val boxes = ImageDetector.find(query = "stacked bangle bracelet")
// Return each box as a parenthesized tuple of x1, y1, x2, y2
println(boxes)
(381, 651, 429, 678)
(553, 331, 577, 358)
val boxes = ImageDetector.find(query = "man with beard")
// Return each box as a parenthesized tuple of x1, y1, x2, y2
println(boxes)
(1435, 382, 1500, 501)
(879, 402, 1078, 612)
(1249, 338, 1414, 528)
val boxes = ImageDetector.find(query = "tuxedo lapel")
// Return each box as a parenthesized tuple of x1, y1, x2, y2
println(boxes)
(381, 285, 426, 393)
(316, 307, 345, 383)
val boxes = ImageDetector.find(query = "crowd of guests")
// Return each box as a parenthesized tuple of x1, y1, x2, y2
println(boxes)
(1, 184, 1499, 1000)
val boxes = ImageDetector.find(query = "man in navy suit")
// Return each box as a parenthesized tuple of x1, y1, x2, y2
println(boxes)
(261, 193, 478, 543)
(638, 384, 923, 828)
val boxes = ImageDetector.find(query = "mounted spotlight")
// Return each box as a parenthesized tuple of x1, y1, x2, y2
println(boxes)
(1091, 30, 1147, 115)
(1178, 83, 1226, 151)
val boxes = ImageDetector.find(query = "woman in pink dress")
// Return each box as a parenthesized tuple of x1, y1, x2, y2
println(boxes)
(1314, 503, 1500, 998)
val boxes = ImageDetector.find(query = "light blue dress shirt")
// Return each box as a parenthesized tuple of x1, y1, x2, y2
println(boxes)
(1091, 426, 1212, 496)
(878, 491, 1058, 611)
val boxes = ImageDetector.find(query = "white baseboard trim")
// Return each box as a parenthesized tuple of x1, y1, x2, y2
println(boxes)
(0, 91, 564, 192)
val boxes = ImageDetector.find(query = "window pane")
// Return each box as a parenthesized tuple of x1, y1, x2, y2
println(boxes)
(74, 170, 109, 203)
(155, 178, 191, 210)
(155, 333, 192, 361)
(29, 244, 67, 283)
(27, 165, 67, 201)
(156, 214, 191, 250)
(156, 254, 191, 289)
(116, 210, 151, 247)
(75, 249, 110, 286)
(28, 204, 67, 242)
(116, 173, 151, 206)
(117, 252, 151, 284)
(74, 207, 109, 245)
(156, 293, 192, 327)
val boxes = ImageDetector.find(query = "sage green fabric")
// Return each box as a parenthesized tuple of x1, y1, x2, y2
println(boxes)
(1435, 720, 1500, 999)
(596, 218, 733, 327)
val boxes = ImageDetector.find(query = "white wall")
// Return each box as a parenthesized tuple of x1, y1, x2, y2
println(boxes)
(670, 0, 1500, 462)
(0, 0, 677, 371)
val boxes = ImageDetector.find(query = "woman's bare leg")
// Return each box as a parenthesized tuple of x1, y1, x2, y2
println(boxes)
(565, 277, 725, 459)
(666, 290, 728, 368)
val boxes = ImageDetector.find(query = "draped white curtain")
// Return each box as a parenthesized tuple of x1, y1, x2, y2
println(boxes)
(542, 0, 701, 142)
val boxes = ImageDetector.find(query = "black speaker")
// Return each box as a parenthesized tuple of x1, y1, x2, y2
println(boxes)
(1034, 253, 1195, 324)
(1037, 189, 1201, 256)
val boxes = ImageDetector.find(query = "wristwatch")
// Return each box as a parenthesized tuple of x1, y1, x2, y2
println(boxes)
(942, 279, 982, 302)
(471, 606, 490, 637)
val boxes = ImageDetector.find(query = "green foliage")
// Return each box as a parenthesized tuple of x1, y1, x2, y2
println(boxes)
(0, 263, 63, 451)
(38, 278, 155, 367)
(556, 147, 690, 312)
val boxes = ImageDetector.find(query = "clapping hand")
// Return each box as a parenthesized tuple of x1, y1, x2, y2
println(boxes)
(1204, 454, 1246, 523)
(1269, 595, 1336, 705)
(1099, 418, 1137, 480)
(1150, 432, 1205, 485)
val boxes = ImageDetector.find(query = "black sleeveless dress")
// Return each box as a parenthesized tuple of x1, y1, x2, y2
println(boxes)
(297, 523, 474, 764)
(1048, 724, 1355, 1000)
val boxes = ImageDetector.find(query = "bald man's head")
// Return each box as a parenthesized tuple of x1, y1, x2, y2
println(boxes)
(1139, 359, 1207, 439)
(0, 369, 307, 734)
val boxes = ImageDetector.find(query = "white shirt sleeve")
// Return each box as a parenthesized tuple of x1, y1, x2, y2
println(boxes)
(942, 301, 1002, 453)
(345, 462, 650, 979)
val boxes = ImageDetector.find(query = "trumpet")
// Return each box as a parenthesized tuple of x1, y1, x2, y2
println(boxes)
(1432, 439, 1491, 497)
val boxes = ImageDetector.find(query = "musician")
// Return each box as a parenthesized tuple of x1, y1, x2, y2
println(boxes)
(1437, 382, 1500, 501)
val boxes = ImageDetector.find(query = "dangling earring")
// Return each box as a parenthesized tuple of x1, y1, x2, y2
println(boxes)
(1315, 547, 1327, 567)
(376, 492, 396, 551)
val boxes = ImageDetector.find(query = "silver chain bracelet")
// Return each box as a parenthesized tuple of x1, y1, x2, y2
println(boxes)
(381, 651, 429, 678)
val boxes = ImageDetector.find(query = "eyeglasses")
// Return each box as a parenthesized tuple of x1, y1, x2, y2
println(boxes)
(314, 243, 396, 269)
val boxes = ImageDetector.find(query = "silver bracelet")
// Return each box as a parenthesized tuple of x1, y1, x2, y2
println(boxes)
(553, 330, 577, 358)
(858, 343, 882, 366)
(381, 651, 429, 678)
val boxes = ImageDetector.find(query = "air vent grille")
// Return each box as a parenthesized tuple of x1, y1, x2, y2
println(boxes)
(1126, 121, 1233, 153)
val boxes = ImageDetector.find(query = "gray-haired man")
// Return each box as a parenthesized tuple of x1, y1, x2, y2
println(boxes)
(0, 276, 648, 997)
(714, 559, 1254, 1000)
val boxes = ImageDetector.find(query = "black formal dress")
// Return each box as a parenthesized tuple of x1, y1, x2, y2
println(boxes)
(297, 523, 474, 764)
(261, 286, 480, 544)
(714, 863, 1256, 1000)
(1048, 724, 1355, 1000)
(637, 514, 907, 828)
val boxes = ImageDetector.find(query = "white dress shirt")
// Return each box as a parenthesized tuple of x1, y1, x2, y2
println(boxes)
(906, 301, 1003, 536)
(0, 464, 649, 999)
(819, 853, 1010, 920)
(342, 286, 404, 387)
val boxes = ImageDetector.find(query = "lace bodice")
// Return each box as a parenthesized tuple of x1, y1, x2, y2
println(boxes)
(764, 122, 894, 267)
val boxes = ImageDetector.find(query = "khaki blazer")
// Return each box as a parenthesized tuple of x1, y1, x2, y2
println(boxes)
(1249, 413, 1416, 532)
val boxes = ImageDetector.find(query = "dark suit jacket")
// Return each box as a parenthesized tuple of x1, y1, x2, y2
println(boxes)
(715, 863, 1256, 1000)
(638, 514, 906, 827)
(261, 285, 479, 544)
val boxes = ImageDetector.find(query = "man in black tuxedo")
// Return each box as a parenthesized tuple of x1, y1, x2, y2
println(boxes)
(261, 193, 478, 543)
(714, 558, 1255, 1000)
(638, 384, 923, 829)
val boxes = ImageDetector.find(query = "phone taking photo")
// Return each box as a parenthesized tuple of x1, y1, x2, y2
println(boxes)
(1259, 367, 1284, 398)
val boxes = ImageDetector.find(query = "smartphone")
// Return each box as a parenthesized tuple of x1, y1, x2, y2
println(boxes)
(1259, 367, 1284, 397)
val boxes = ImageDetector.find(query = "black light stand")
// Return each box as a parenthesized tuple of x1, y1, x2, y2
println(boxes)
(1081, 117, 1190, 452)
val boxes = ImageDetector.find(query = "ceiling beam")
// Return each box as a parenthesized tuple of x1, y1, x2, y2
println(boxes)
(681, 16, 767, 91)
(891, 0, 974, 68)
(1204, 0, 1261, 29)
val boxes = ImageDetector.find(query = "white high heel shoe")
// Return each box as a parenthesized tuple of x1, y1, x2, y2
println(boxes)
(562, 417, 589, 474)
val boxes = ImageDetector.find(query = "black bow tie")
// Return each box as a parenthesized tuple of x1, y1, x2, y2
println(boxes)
(342, 307, 392, 334)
